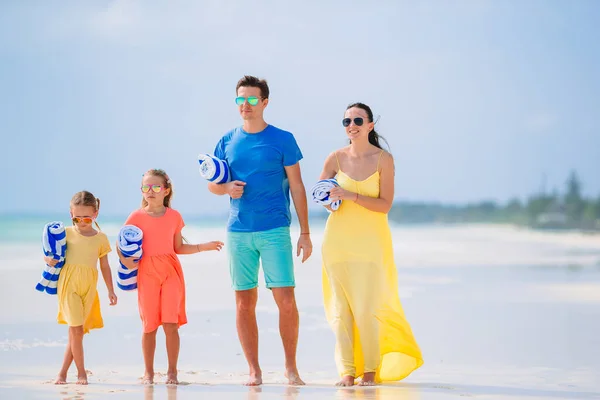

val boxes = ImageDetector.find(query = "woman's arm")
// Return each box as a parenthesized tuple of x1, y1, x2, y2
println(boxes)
(318, 151, 339, 180)
(318, 152, 340, 212)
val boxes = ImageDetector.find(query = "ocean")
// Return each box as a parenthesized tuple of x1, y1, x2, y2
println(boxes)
(1, 216, 600, 399)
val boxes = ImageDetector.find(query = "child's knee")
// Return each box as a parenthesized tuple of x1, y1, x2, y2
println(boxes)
(162, 323, 179, 335)
(69, 325, 84, 337)
(143, 328, 159, 337)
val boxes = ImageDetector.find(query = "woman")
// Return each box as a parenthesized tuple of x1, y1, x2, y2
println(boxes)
(319, 102, 423, 386)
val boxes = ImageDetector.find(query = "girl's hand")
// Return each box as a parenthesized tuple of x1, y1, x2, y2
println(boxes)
(121, 258, 139, 270)
(44, 256, 59, 267)
(108, 291, 118, 306)
(199, 241, 224, 252)
(329, 186, 355, 202)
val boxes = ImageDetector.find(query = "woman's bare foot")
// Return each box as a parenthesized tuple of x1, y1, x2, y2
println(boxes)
(244, 371, 262, 386)
(76, 372, 88, 385)
(358, 372, 376, 386)
(335, 375, 355, 386)
(285, 369, 305, 386)
(165, 370, 179, 385)
(141, 371, 154, 385)
(54, 373, 67, 385)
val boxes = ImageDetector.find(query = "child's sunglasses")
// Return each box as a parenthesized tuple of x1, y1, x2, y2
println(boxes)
(141, 184, 165, 193)
(235, 96, 260, 106)
(72, 217, 94, 224)
(342, 117, 364, 127)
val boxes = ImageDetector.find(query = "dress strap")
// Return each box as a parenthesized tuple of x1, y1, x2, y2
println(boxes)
(377, 150, 384, 171)
(334, 151, 341, 171)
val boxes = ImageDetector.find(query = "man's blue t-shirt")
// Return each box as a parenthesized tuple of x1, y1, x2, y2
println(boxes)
(214, 124, 303, 232)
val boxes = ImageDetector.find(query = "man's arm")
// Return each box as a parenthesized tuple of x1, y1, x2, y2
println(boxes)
(208, 182, 228, 195)
(285, 163, 309, 234)
(286, 162, 312, 262)
(209, 137, 239, 196)
(208, 181, 245, 198)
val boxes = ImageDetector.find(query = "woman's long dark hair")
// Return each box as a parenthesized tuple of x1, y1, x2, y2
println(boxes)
(346, 102, 389, 150)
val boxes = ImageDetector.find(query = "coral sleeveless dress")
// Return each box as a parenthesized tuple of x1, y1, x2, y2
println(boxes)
(321, 152, 423, 382)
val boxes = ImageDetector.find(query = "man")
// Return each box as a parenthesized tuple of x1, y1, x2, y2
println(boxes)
(208, 75, 312, 386)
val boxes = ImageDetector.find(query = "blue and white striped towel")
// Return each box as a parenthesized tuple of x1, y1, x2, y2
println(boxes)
(310, 179, 342, 211)
(36, 221, 67, 295)
(198, 153, 231, 184)
(117, 225, 143, 291)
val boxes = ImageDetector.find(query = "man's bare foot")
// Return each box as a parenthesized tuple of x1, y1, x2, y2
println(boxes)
(76, 373, 88, 385)
(285, 370, 305, 386)
(141, 371, 154, 385)
(244, 371, 262, 386)
(165, 370, 179, 385)
(54, 373, 67, 385)
(357, 372, 376, 386)
(335, 375, 355, 386)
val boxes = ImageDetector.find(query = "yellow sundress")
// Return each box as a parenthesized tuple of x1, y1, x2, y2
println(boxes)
(321, 152, 424, 382)
(56, 227, 111, 334)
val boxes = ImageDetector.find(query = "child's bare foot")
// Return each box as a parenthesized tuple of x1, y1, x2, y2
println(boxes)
(54, 373, 67, 385)
(165, 370, 178, 385)
(285, 369, 305, 386)
(244, 370, 262, 386)
(335, 375, 355, 387)
(76, 372, 88, 385)
(357, 372, 376, 386)
(141, 371, 154, 385)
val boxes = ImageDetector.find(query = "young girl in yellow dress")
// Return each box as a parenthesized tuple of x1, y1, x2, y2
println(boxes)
(44, 191, 117, 385)
(318, 103, 423, 386)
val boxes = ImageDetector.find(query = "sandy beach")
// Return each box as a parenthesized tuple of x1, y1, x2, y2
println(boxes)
(1, 222, 600, 399)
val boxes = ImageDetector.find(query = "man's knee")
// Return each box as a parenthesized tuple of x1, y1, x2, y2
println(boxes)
(236, 289, 258, 312)
(273, 289, 297, 314)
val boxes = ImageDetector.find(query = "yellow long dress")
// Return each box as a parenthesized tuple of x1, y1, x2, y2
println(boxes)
(321, 157, 423, 382)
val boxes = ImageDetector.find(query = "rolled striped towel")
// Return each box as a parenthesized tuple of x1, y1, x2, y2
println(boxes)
(198, 153, 231, 184)
(117, 225, 143, 291)
(36, 221, 67, 295)
(310, 179, 342, 211)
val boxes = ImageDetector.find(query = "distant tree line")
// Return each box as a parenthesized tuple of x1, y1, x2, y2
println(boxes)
(387, 171, 600, 231)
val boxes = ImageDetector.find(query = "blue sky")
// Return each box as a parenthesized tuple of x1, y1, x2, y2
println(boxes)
(1, 0, 599, 216)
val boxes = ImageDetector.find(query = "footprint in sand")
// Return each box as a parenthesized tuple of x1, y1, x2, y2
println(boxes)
(433, 385, 456, 390)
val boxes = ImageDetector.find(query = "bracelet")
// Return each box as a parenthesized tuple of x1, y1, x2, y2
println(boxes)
(355, 192, 359, 202)
(300, 232, 310, 235)
(196, 244, 200, 252)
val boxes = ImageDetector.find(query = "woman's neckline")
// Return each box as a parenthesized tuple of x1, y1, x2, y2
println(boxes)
(338, 169, 379, 183)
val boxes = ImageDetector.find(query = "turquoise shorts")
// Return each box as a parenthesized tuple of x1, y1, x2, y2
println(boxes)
(227, 226, 295, 291)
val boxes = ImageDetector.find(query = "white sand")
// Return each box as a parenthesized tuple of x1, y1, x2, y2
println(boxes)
(1, 224, 600, 399)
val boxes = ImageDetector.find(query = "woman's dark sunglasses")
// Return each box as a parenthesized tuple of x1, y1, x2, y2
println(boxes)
(342, 117, 364, 127)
